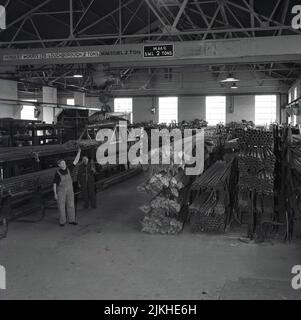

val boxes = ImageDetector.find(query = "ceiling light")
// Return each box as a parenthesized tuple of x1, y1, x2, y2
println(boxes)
(221, 73, 240, 83)
(231, 83, 238, 89)
(73, 74, 83, 78)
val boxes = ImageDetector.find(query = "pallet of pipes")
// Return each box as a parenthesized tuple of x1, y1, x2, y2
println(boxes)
(137, 148, 192, 235)
(236, 129, 276, 240)
(0, 139, 100, 164)
(189, 160, 233, 233)
(288, 147, 301, 240)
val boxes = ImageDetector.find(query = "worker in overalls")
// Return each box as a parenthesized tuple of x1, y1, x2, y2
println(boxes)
(77, 156, 97, 209)
(53, 148, 81, 227)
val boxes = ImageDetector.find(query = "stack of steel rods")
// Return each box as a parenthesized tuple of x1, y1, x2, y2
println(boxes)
(137, 140, 193, 235)
(236, 129, 275, 196)
(236, 128, 276, 240)
(191, 161, 232, 191)
(190, 192, 225, 233)
(0, 168, 57, 196)
(189, 161, 233, 233)
(235, 128, 274, 151)
(0, 140, 100, 163)
(138, 166, 189, 235)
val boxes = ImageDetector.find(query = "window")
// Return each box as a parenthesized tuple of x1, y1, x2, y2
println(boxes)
(21, 100, 37, 121)
(294, 87, 298, 101)
(293, 88, 298, 126)
(114, 98, 133, 123)
(206, 96, 226, 126)
(255, 95, 277, 126)
(158, 97, 178, 124)
(67, 98, 75, 106)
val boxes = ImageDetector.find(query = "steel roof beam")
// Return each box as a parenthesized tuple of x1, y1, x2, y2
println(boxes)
(1, 0, 52, 32)
(0, 25, 298, 47)
(77, 0, 137, 35)
(173, 0, 189, 28)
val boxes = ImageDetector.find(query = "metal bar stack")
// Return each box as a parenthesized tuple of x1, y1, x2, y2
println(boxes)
(236, 129, 276, 196)
(0, 168, 57, 198)
(0, 140, 100, 164)
(189, 161, 233, 233)
(236, 128, 276, 240)
(138, 166, 190, 235)
(137, 140, 193, 235)
(275, 125, 301, 241)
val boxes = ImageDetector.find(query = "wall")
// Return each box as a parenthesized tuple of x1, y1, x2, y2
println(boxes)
(288, 79, 301, 103)
(113, 66, 289, 97)
(288, 78, 301, 124)
(42, 86, 57, 124)
(110, 65, 285, 124)
(226, 95, 255, 123)
(178, 96, 206, 122)
(133, 97, 156, 123)
(0, 79, 19, 118)
(130, 94, 281, 124)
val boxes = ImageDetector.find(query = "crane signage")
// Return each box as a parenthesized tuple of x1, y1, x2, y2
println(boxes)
(144, 45, 174, 58)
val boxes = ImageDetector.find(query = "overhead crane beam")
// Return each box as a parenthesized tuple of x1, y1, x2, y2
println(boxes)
(1, 35, 301, 68)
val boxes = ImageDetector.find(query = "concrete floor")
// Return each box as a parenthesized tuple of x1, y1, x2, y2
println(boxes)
(0, 174, 300, 300)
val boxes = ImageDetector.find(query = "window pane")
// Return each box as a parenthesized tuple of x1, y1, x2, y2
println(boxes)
(21, 100, 37, 121)
(255, 95, 277, 126)
(206, 96, 226, 126)
(67, 98, 75, 106)
(114, 98, 133, 123)
(159, 97, 178, 124)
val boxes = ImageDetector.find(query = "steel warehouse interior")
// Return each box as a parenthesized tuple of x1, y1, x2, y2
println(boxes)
(0, 0, 301, 301)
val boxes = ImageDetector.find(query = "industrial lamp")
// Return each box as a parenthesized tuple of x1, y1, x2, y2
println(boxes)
(221, 73, 240, 83)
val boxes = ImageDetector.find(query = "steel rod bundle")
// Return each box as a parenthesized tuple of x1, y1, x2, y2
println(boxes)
(0, 140, 100, 163)
(0, 168, 57, 196)
(189, 161, 233, 233)
(235, 128, 277, 240)
(190, 193, 225, 233)
(138, 167, 190, 235)
(235, 128, 274, 151)
(236, 128, 275, 196)
(191, 161, 232, 191)
(138, 140, 192, 235)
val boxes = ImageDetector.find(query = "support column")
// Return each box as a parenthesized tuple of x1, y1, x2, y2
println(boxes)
(74, 92, 86, 107)
(42, 86, 57, 124)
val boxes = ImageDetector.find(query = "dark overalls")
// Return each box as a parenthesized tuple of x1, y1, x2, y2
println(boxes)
(56, 169, 76, 225)
(78, 164, 96, 208)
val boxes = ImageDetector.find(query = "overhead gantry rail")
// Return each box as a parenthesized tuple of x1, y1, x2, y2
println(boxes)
(1, 35, 301, 67)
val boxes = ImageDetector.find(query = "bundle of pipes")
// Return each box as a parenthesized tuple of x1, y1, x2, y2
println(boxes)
(190, 193, 226, 233)
(227, 121, 255, 130)
(235, 128, 274, 150)
(286, 144, 301, 240)
(272, 125, 301, 241)
(132, 119, 208, 130)
(189, 161, 232, 233)
(191, 161, 232, 191)
(236, 128, 277, 240)
(0, 168, 57, 197)
(289, 147, 301, 175)
(177, 119, 208, 130)
(238, 159, 275, 195)
(138, 156, 191, 235)
(0, 140, 100, 163)
(236, 128, 275, 195)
